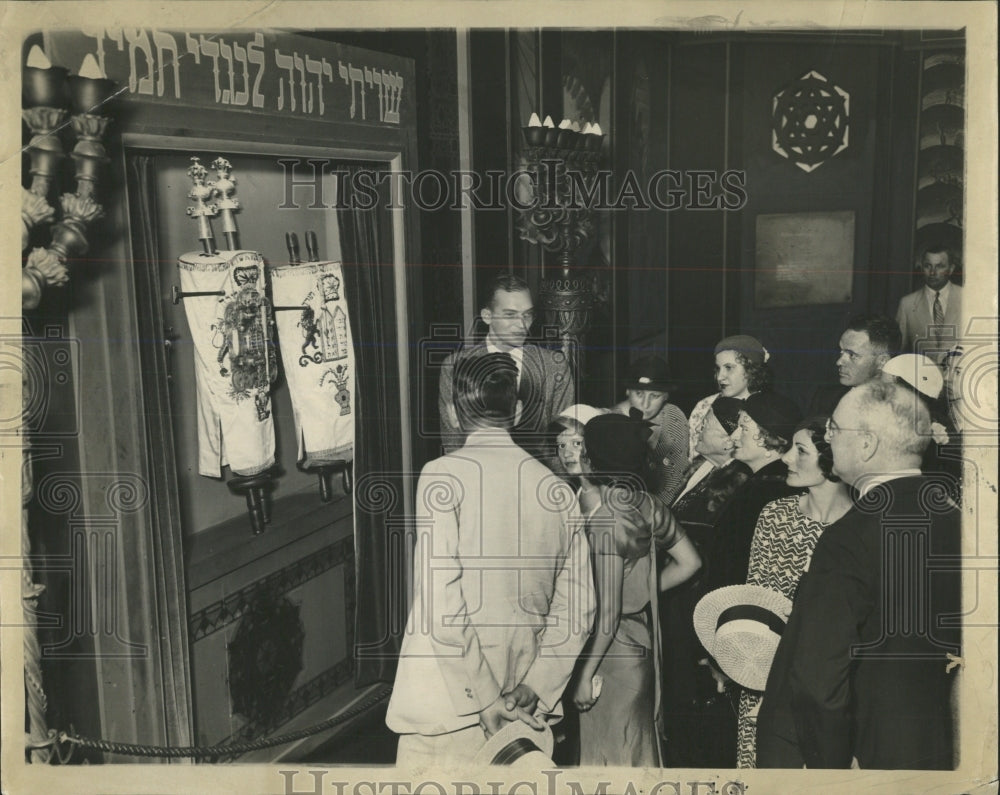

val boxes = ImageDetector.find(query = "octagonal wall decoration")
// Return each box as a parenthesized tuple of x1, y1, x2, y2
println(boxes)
(772, 70, 850, 172)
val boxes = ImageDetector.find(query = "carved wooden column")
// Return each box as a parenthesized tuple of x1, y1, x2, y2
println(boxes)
(21, 364, 50, 762)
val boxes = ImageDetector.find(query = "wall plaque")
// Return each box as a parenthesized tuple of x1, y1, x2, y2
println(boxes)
(755, 211, 855, 308)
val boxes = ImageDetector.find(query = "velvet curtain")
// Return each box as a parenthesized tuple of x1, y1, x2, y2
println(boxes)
(337, 165, 405, 686)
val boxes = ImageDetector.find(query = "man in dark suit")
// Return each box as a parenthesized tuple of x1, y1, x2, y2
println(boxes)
(438, 274, 574, 455)
(896, 244, 963, 364)
(757, 378, 961, 769)
(808, 314, 901, 416)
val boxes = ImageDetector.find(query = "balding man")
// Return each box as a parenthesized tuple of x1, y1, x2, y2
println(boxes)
(757, 379, 961, 769)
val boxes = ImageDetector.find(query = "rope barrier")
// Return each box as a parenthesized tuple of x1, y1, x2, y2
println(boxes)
(33, 686, 392, 762)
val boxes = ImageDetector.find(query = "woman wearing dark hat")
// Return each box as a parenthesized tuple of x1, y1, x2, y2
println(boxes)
(687, 335, 774, 463)
(673, 391, 801, 767)
(672, 395, 748, 513)
(660, 395, 753, 767)
(735, 416, 852, 768)
(610, 355, 690, 504)
(709, 391, 804, 591)
(571, 412, 701, 767)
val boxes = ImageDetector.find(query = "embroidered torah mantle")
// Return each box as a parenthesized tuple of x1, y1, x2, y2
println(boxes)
(177, 250, 277, 477)
(268, 260, 356, 466)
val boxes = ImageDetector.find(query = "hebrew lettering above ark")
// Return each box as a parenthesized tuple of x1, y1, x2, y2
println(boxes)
(69, 29, 402, 122)
(339, 60, 403, 123)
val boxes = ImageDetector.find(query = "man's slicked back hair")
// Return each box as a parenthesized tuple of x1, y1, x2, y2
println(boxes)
(453, 352, 519, 430)
(845, 314, 903, 357)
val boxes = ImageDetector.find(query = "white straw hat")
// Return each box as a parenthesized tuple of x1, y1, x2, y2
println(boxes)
(882, 354, 945, 400)
(556, 403, 607, 427)
(472, 719, 555, 769)
(693, 584, 793, 692)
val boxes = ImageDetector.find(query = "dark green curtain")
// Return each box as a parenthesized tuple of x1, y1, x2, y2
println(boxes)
(337, 164, 405, 686)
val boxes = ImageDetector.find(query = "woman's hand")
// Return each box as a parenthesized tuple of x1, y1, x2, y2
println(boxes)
(573, 676, 596, 712)
(698, 657, 732, 693)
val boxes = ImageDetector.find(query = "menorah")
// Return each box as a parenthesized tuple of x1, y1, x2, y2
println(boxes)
(22, 48, 116, 309)
(20, 46, 117, 764)
(517, 114, 606, 367)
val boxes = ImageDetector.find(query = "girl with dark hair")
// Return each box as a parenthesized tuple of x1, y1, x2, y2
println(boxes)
(570, 411, 701, 766)
(734, 416, 853, 768)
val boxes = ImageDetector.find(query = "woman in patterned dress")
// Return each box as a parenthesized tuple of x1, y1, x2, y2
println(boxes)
(687, 335, 774, 462)
(736, 416, 853, 768)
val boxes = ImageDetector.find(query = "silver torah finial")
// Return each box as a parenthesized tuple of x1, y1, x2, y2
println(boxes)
(186, 157, 218, 255)
(211, 157, 241, 250)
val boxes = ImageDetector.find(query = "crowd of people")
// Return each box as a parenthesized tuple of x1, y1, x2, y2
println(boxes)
(387, 251, 965, 770)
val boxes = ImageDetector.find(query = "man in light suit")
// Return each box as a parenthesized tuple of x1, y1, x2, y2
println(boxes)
(438, 274, 575, 457)
(388, 353, 595, 766)
(896, 244, 962, 363)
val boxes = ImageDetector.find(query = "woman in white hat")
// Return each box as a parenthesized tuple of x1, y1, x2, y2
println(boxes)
(881, 352, 962, 503)
(548, 403, 607, 486)
(734, 416, 852, 768)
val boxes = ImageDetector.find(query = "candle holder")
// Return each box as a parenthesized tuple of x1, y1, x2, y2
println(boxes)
(517, 121, 606, 367)
(49, 194, 105, 262)
(23, 64, 70, 108)
(21, 57, 77, 765)
(21, 54, 116, 309)
(22, 189, 55, 250)
(70, 114, 111, 199)
(22, 247, 69, 310)
(67, 73, 118, 116)
(22, 106, 68, 199)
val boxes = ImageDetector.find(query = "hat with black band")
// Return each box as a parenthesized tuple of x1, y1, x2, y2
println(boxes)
(693, 584, 793, 691)
(472, 718, 555, 770)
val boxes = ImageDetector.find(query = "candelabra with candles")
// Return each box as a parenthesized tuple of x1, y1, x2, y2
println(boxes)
(20, 45, 117, 764)
(22, 47, 116, 309)
(517, 113, 606, 367)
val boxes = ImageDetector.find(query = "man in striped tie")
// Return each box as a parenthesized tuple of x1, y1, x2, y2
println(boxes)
(895, 244, 963, 363)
